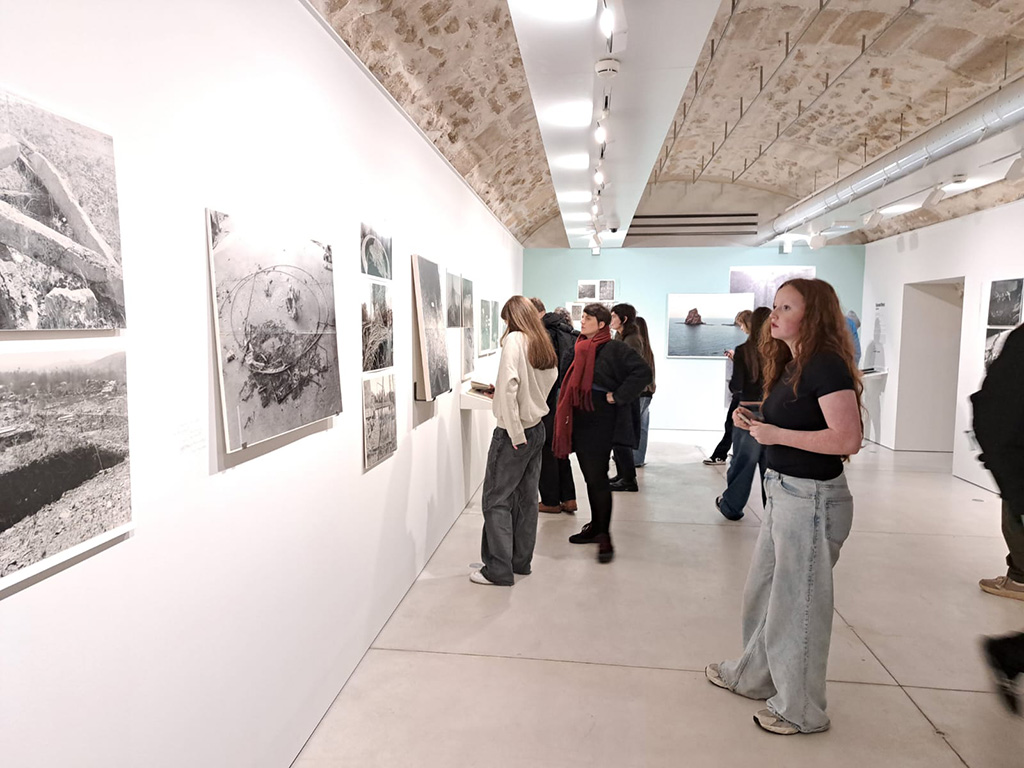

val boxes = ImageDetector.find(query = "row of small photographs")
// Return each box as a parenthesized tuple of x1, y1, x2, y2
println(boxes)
(577, 279, 616, 302)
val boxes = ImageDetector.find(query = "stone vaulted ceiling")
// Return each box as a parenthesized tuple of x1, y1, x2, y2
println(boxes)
(311, 0, 1024, 247)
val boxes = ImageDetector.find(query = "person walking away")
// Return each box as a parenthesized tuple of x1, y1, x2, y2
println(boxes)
(632, 316, 657, 467)
(705, 309, 753, 465)
(715, 306, 771, 521)
(532, 298, 579, 514)
(472, 296, 558, 586)
(705, 279, 863, 734)
(553, 304, 651, 563)
(609, 303, 645, 492)
(971, 322, 1024, 714)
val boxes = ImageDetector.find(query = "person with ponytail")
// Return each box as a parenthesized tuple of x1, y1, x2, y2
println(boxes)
(553, 304, 651, 564)
(632, 316, 657, 467)
(471, 296, 558, 587)
(706, 279, 863, 735)
(609, 303, 645, 491)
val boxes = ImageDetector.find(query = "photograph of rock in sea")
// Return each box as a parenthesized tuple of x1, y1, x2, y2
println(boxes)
(208, 209, 342, 452)
(0, 340, 131, 582)
(0, 88, 125, 329)
(667, 292, 753, 358)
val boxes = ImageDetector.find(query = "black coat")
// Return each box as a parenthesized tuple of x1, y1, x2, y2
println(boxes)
(573, 339, 652, 450)
(971, 324, 1024, 502)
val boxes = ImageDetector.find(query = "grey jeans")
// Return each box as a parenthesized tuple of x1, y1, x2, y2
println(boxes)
(718, 469, 854, 733)
(480, 422, 546, 585)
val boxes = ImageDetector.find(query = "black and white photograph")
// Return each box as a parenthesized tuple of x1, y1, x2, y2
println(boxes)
(0, 88, 125, 329)
(362, 281, 394, 372)
(988, 278, 1023, 327)
(0, 340, 131, 584)
(729, 265, 816, 310)
(489, 300, 500, 351)
(985, 327, 1015, 370)
(479, 299, 493, 354)
(362, 374, 397, 470)
(412, 254, 451, 400)
(577, 280, 597, 300)
(566, 301, 586, 326)
(461, 277, 474, 332)
(360, 222, 392, 280)
(599, 279, 616, 301)
(208, 209, 342, 453)
(462, 327, 475, 380)
(446, 271, 462, 328)
(667, 292, 754, 358)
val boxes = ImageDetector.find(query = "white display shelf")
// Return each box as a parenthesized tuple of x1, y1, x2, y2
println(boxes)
(460, 382, 494, 411)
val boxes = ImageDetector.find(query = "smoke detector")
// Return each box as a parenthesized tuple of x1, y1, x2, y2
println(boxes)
(595, 58, 620, 79)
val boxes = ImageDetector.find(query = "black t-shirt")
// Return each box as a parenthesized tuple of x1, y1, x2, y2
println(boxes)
(762, 352, 855, 481)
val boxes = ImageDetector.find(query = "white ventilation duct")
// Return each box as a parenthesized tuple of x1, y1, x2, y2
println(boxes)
(762, 76, 1024, 242)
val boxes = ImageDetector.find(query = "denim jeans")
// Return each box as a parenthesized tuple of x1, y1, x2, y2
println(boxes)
(633, 395, 652, 465)
(719, 427, 767, 519)
(718, 470, 854, 733)
(480, 422, 546, 585)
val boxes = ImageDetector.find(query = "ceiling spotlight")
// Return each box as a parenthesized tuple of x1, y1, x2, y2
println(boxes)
(588, 233, 602, 249)
(923, 186, 944, 210)
(599, 4, 615, 38)
(942, 173, 969, 192)
(594, 169, 605, 185)
(1005, 154, 1024, 181)
(594, 123, 607, 144)
(863, 210, 883, 228)
(591, 202, 599, 215)
(808, 233, 827, 250)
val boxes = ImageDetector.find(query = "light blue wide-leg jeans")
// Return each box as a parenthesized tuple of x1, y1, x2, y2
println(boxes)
(718, 469, 854, 733)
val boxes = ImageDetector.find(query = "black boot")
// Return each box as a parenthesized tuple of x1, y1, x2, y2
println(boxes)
(610, 478, 638, 492)
(569, 523, 600, 544)
(597, 533, 614, 563)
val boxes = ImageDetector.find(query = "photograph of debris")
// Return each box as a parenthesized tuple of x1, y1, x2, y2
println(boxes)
(446, 271, 461, 328)
(599, 280, 616, 301)
(461, 277, 473, 333)
(411, 254, 450, 400)
(0, 88, 125, 329)
(360, 222, 392, 280)
(462, 327, 474, 381)
(362, 374, 397, 470)
(577, 280, 597, 300)
(0, 341, 131, 583)
(208, 209, 341, 452)
(362, 281, 393, 372)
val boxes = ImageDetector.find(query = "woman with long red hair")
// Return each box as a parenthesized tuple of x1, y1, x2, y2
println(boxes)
(705, 278, 863, 735)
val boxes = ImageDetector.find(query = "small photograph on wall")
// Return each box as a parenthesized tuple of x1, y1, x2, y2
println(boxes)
(985, 327, 1015, 370)
(208, 209, 342, 452)
(480, 299, 493, 354)
(362, 281, 393, 372)
(411, 255, 451, 400)
(0, 88, 125, 329)
(360, 222, 392, 280)
(490, 300, 500, 350)
(729, 265, 816, 310)
(0, 339, 131, 585)
(599, 280, 616, 301)
(362, 374, 397, 470)
(462, 327, 475, 380)
(988, 278, 1023, 327)
(577, 280, 598, 300)
(446, 271, 462, 328)
(461, 277, 474, 332)
(667, 292, 754, 358)
(566, 301, 586, 327)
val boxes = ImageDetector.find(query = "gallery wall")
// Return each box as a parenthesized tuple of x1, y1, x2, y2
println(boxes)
(523, 245, 866, 430)
(863, 198, 1024, 492)
(0, 1, 517, 766)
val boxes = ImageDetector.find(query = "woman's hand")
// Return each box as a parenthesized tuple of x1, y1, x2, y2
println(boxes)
(748, 421, 782, 445)
(732, 406, 755, 431)
(606, 392, 616, 404)
(724, 349, 734, 361)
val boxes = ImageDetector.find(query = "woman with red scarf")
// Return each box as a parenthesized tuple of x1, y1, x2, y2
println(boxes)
(553, 304, 652, 563)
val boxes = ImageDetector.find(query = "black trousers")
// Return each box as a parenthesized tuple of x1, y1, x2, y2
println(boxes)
(711, 395, 740, 460)
(576, 449, 613, 534)
(612, 445, 636, 482)
(1003, 496, 1024, 583)
(988, 632, 1024, 676)
(539, 409, 576, 506)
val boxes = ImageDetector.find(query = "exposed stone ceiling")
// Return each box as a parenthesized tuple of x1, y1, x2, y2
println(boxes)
(311, 0, 1024, 247)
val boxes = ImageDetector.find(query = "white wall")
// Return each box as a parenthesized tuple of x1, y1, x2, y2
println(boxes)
(0, 2, 518, 766)
(862, 201, 1024, 492)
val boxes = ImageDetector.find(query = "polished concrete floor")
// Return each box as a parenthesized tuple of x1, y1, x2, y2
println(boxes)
(294, 431, 1024, 768)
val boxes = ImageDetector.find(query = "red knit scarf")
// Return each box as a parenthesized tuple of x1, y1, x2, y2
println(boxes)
(553, 326, 612, 458)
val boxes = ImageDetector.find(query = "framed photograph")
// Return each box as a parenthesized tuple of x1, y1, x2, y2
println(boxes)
(362, 281, 393, 372)
(667, 292, 754, 358)
(985, 327, 1013, 370)
(479, 299, 493, 354)
(729, 266, 815, 310)
(411, 254, 451, 400)
(446, 271, 462, 328)
(490, 300, 500, 351)
(462, 327, 475, 380)
(461, 277, 473, 332)
(599, 279, 616, 301)
(362, 374, 397, 470)
(988, 278, 1023, 327)
(360, 222, 392, 280)
(577, 280, 598, 300)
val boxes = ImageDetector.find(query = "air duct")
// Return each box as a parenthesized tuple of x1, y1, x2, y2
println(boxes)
(762, 76, 1024, 242)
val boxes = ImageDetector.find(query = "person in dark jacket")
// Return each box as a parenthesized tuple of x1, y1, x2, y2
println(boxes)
(633, 316, 657, 467)
(705, 310, 753, 465)
(553, 303, 652, 564)
(609, 303, 645, 492)
(715, 307, 771, 520)
(532, 298, 579, 514)
(972, 323, 1024, 714)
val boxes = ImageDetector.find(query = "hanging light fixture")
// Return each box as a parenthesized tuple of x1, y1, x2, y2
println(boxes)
(594, 123, 607, 144)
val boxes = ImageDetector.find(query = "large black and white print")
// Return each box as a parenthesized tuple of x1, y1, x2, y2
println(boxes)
(479, 299, 493, 354)
(0, 339, 131, 583)
(208, 210, 342, 452)
(667, 293, 753, 358)
(729, 265, 815, 309)
(412, 255, 450, 399)
(462, 327, 475, 380)
(446, 271, 462, 328)
(360, 222, 392, 280)
(0, 88, 124, 329)
(362, 374, 397, 470)
(362, 281, 393, 372)
(988, 278, 1023, 327)
(461, 277, 473, 333)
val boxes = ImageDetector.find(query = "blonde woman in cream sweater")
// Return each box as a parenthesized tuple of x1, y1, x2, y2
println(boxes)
(472, 295, 559, 586)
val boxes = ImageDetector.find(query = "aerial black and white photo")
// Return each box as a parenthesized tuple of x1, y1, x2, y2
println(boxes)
(362, 281, 394, 372)
(362, 374, 397, 470)
(461, 277, 473, 332)
(729, 265, 816, 309)
(446, 271, 462, 328)
(412, 255, 450, 400)
(462, 327, 475, 380)
(360, 222, 392, 280)
(208, 209, 342, 452)
(577, 281, 597, 300)
(988, 278, 1023, 327)
(0, 88, 125, 329)
(0, 340, 131, 583)
(599, 280, 616, 301)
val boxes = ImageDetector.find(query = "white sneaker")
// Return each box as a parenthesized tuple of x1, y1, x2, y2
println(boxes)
(753, 709, 801, 735)
(705, 663, 730, 690)
(470, 569, 504, 586)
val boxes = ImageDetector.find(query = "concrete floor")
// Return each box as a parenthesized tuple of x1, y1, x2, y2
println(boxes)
(294, 431, 1024, 768)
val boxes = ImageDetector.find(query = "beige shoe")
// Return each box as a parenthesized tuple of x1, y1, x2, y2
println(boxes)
(538, 502, 562, 514)
(561, 500, 578, 513)
(979, 575, 1024, 601)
